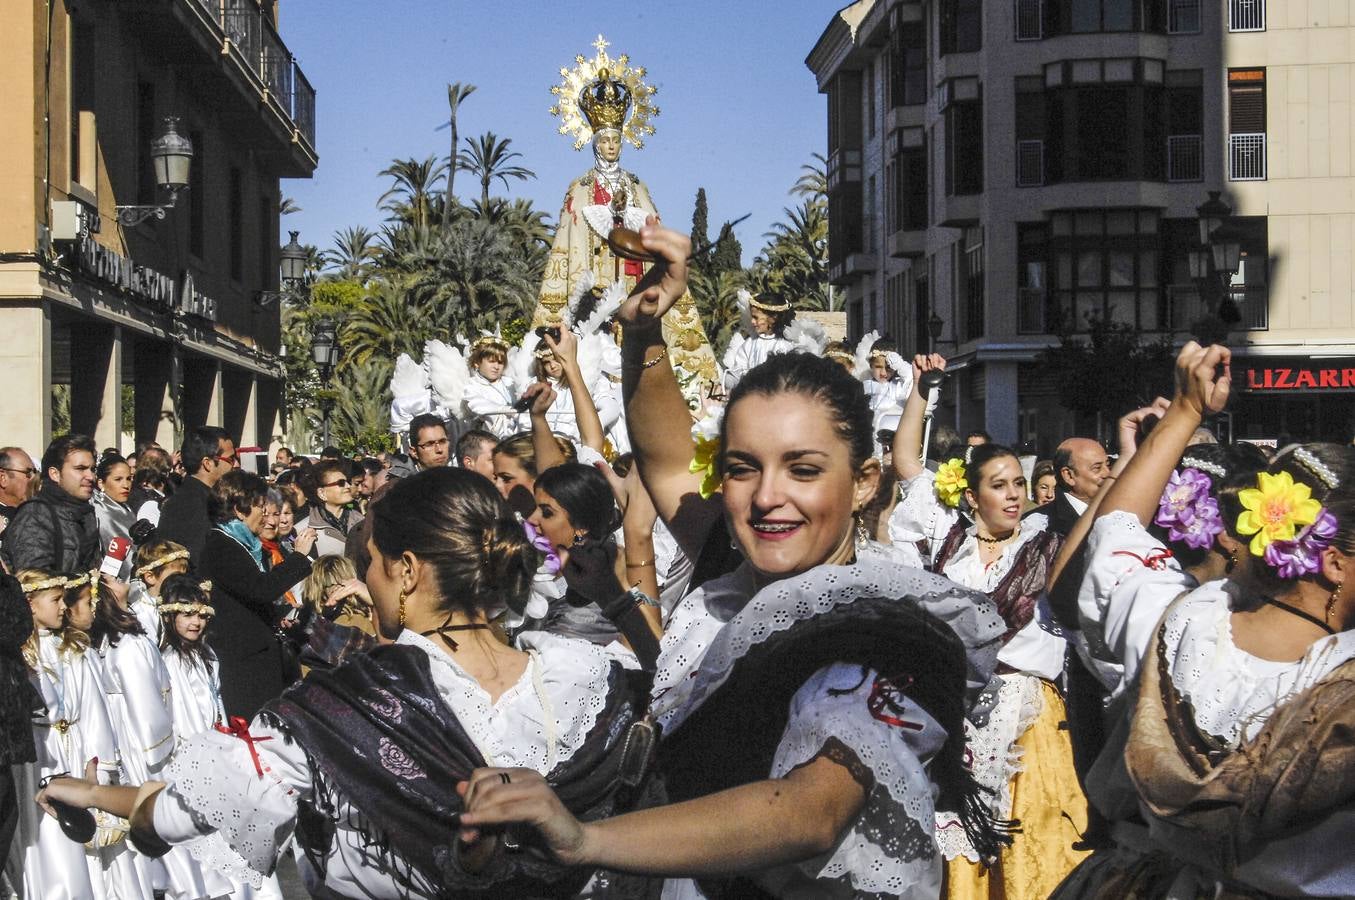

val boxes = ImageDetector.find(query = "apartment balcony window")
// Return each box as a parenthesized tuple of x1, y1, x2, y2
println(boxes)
(940, 0, 982, 54)
(1039, 60, 1176, 183)
(1016, 0, 1043, 40)
(1017, 140, 1045, 187)
(945, 99, 984, 196)
(959, 227, 985, 341)
(1229, 0, 1265, 31)
(1228, 68, 1266, 180)
(1019, 287, 1048, 332)
(1167, 135, 1202, 181)
(889, 20, 927, 107)
(1017, 222, 1050, 333)
(1048, 209, 1162, 332)
(1168, 0, 1201, 33)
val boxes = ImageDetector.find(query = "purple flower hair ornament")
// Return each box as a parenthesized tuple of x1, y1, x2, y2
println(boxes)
(1155, 469, 1225, 550)
(1263, 509, 1338, 580)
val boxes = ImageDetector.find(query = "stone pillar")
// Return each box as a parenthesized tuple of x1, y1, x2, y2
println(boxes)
(69, 323, 123, 450)
(133, 337, 177, 450)
(206, 361, 223, 428)
(0, 304, 50, 456)
(984, 360, 1020, 446)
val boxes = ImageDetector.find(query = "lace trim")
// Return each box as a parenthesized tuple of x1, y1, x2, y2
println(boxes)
(179, 832, 266, 892)
(654, 545, 1004, 736)
(935, 674, 1043, 862)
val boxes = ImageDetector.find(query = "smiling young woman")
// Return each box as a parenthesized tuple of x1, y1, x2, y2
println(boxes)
(889, 353, 1090, 897)
(455, 219, 1009, 898)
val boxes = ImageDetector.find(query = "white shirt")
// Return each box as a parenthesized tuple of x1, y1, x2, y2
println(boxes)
(461, 373, 526, 438)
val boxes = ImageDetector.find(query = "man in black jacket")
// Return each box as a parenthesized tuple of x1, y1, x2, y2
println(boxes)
(0, 434, 100, 573)
(155, 426, 236, 562)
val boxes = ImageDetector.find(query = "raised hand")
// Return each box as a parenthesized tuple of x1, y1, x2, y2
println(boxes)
(909, 353, 947, 398)
(544, 328, 579, 371)
(293, 527, 318, 556)
(1173, 342, 1232, 418)
(616, 217, 690, 329)
(560, 534, 625, 605)
(521, 381, 557, 417)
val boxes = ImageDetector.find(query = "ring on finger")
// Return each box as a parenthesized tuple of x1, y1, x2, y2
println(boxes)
(499, 772, 511, 785)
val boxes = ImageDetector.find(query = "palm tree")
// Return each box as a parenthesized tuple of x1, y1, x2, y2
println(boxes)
(343, 279, 438, 366)
(280, 196, 302, 216)
(439, 82, 477, 224)
(791, 152, 828, 204)
(378, 156, 447, 230)
(408, 216, 536, 335)
(456, 132, 535, 207)
(688, 268, 743, 355)
(329, 357, 396, 451)
(323, 226, 377, 281)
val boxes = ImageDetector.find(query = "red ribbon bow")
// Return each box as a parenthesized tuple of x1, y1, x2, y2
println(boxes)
(1112, 548, 1175, 571)
(214, 716, 273, 778)
(867, 676, 924, 731)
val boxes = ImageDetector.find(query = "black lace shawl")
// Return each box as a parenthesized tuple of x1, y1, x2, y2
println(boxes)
(262, 638, 657, 898)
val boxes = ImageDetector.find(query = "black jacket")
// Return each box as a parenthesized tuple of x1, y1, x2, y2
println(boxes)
(156, 476, 212, 563)
(199, 528, 313, 719)
(0, 574, 39, 766)
(0, 483, 100, 574)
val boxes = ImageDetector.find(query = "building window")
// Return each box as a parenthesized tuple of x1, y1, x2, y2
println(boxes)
(1017, 223, 1051, 333)
(890, 143, 927, 232)
(940, 0, 981, 55)
(188, 130, 205, 258)
(959, 227, 985, 340)
(1228, 68, 1266, 180)
(912, 270, 932, 354)
(945, 99, 983, 196)
(229, 167, 243, 282)
(1049, 209, 1161, 332)
(890, 21, 926, 106)
(1040, 62, 1172, 183)
(827, 72, 865, 273)
(849, 297, 864, 339)
(1168, 0, 1202, 33)
(137, 83, 156, 204)
(865, 62, 877, 139)
(1045, 0, 1156, 34)
(865, 175, 878, 253)
(69, 23, 97, 190)
(258, 194, 274, 291)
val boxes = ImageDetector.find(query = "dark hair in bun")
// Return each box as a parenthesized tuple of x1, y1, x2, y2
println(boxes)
(370, 467, 540, 616)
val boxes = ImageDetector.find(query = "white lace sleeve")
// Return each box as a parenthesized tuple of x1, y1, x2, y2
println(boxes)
(1079, 510, 1195, 686)
(888, 470, 956, 559)
(156, 718, 310, 887)
(767, 663, 944, 898)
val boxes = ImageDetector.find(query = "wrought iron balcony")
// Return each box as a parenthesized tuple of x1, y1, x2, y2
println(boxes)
(1167, 135, 1203, 182)
(1229, 0, 1266, 32)
(1229, 133, 1266, 181)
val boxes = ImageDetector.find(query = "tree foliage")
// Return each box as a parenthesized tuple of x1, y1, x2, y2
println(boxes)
(1038, 317, 1176, 424)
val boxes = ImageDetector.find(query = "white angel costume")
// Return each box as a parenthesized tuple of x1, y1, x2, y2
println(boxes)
(10, 633, 148, 900)
(162, 648, 225, 739)
(720, 291, 828, 391)
(142, 631, 628, 898)
(127, 580, 162, 642)
(854, 331, 915, 436)
(508, 330, 620, 447)
(387, 340, 473, 442)
(99, 631, 175, 894)
(651, 543, 1004, 898)
(461, 372, 526, 439)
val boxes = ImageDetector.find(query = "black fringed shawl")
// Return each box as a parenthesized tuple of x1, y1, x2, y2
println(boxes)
(656, 594, 1008, 899)
(263, 639, 656, 898)
(933, 522, 1062, 640)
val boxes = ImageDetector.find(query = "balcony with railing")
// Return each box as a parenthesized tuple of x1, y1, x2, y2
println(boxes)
(1015, 0, 1042, 40)
(1167, 134, 1202, 182)
(1018, 287, 1047, 334)
(136, 0, 317, 163)
(1229, 0, 1265, 31)
(1169, 284, 1269, 330)
(1229, 133, 1266, 180)
(1016, 140, 1044, 187)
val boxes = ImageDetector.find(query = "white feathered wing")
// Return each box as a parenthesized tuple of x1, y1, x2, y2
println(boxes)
(425, 340, 471, 420)
(388, 352, 431, 433)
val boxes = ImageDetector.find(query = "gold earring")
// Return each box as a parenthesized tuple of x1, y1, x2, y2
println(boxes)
(1226, 550, 1239, 574)
(1326, 581, 1344, 627)
(398, 589, 407, 628)
(854, 511, 870, 551)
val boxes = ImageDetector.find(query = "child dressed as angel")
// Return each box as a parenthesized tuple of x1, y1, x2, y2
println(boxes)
(721, 290, 826, 390)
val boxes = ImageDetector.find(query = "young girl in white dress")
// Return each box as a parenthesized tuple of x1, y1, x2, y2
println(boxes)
(859, 336, 914, 436)
(11, 570, 148, 900)
(721, 291, 799, 391)
(126, 541, 191, 641)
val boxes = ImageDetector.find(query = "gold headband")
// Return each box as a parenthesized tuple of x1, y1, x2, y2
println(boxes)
(20, 576, 68, 594)
(472, 335, 509, 352)
(534, 348, 557, 360)
(827, 350, 856, 364)
(135, 549, 190, 578)
(869, 350, 892, 361)
(748, 295, 791, 313)
(160, 602, 214, 617)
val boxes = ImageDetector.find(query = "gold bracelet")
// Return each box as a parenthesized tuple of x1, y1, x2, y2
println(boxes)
(625, 558, 656, 568)
(640, 349, 668, 369)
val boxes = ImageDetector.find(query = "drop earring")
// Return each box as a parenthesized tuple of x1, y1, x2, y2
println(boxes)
(854, 514, 870, 551)
(398, 589, 407, 628)
(1326, 580, 1345, 628)
(1225, 550, 1239, 574)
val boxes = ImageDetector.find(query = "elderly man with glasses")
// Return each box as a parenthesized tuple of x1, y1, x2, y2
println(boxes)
(0, 448, 38, 537)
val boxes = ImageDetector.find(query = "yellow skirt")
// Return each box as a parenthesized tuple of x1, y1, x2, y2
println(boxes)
(945, 678, 1090, 900)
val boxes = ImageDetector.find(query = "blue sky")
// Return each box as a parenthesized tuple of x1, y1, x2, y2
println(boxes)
(277, 0, 834, 266)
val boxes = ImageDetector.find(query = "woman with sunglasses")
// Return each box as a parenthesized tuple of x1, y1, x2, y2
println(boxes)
(296, 460, 363, 558)
(199, 470, 315, 718)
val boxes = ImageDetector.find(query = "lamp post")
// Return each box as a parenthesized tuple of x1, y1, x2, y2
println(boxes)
(257, 231, 308, 307)
(927, 310, 945, 353)
(310, 317, 339, 450)
(116, 117, 194, 227)
(1190, 191, 1243, 326)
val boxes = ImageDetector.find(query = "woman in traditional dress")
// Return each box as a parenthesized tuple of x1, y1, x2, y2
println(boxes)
(888, 353, 1088, 898)
(37, 467, 656, 899)
(456, 221, 1007, 898)
(12, 570, 147, 900)
(1053, 342, 1355, 897)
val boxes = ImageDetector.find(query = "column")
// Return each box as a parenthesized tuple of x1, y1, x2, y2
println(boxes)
(69, 323, 123, 450)
(133, 337, 177, 450)
(984, 360, 1020, 445)
(0, 304, 50, 454)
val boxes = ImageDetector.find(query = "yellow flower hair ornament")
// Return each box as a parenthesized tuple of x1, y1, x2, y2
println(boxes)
(935, 458, 969, 509)
(689, 409, 724, 500)
(1236, 470, 1323, 557)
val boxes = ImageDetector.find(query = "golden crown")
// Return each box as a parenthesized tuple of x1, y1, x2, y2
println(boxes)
(550, 35, 658, 150)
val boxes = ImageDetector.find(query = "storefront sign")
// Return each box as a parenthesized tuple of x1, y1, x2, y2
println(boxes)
(69, 236, 175, 308)
(1242, 360, 1355, 392)
(178, 273, 219, 323)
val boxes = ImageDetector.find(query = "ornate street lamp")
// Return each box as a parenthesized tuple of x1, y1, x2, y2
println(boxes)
(116, 117, 194, 227)
(310, 317, 339, 449)
(927, 310, 944, 352)
(1191, 192, 1243, 325)
(258, 231, 309, 307)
